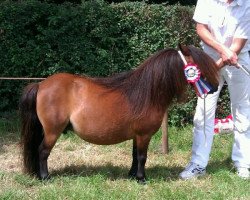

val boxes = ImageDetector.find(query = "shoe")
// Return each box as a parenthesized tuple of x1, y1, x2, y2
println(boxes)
(179, 162, 206, 180)
(236, 167, 250, 179)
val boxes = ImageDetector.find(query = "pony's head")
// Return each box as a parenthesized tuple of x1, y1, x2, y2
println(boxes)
(179, 44, 219, 89)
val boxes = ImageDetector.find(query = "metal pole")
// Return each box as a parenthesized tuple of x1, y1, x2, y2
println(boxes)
(0, 77, 45, 80)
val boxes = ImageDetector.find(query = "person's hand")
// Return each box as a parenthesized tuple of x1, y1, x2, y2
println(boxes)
(220, 45, 238, 66)
(216, 58, 224, 69)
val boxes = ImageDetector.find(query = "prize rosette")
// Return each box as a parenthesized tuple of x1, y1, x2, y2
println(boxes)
(184, 63, 213, 97)
(184, 63, 201, 83)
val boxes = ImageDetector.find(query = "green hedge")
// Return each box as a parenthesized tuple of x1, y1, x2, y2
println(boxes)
(0, 0, 229, 126)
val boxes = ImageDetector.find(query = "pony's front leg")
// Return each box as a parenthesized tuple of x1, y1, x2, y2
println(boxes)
(135, 135, 151, 184)
(128, 139, 138, 178)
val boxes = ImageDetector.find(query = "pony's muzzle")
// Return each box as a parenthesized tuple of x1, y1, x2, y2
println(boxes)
(207, 85, 218, 94)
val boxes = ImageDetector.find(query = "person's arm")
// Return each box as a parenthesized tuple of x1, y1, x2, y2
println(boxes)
(230, 38, 247, 55)
(196, 23, 224, 53)
(196, 23, 238, 68)
(215, 38, 247, 68)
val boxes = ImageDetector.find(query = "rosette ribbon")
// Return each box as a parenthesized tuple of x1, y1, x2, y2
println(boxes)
(178, 51, 214, 97)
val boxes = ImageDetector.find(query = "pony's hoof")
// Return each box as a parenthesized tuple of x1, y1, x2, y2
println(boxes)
(136, 177, 147, 185)
(38, 174, 51, 181)
(128, 172, 137, 179)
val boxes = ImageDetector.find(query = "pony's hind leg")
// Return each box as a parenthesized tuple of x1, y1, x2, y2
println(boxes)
(38, 130, 61, 180)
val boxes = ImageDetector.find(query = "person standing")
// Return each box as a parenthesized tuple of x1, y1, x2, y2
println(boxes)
(179, 0, 250, 179)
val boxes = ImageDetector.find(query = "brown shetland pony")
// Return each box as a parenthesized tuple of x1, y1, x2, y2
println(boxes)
(20, 45, 219, 183)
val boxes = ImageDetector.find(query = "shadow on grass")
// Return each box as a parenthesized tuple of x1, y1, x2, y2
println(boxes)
(49, 158, 234, 182)
(50, 163, 183, 182)
(0, 114, 20, 155)
(207, 157, 233, 173)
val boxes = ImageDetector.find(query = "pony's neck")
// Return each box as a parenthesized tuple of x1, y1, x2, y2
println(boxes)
(93, 48, 187, 119)
(124, 49, 186, 117)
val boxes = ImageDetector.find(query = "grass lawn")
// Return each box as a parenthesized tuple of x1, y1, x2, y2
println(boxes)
(0, 113, 250, 200)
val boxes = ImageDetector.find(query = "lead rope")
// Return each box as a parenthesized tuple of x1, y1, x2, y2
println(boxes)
(178, 51, 207, 145)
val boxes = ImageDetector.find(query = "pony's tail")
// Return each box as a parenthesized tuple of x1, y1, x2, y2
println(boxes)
(20, 83, 43, 176)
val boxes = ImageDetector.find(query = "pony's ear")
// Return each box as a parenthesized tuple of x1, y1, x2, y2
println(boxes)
(178, 44, 191, 56)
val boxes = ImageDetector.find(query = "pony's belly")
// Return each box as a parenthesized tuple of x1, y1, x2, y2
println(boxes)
(70, 102, 134, 145)
(74, 129, 133, 145)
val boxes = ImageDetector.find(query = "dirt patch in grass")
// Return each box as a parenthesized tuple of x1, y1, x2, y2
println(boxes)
(0, 143, 22, 173)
